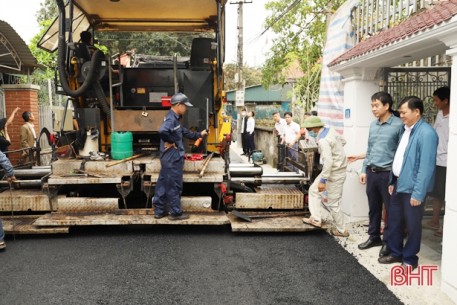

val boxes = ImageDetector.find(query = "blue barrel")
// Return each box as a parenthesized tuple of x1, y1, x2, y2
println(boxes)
(111, 132, 133, 160)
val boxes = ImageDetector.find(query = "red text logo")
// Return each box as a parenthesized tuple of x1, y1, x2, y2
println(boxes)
(390, 265, 438, 286)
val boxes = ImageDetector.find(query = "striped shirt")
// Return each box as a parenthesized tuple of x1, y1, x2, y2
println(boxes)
(362, 114, 403, 173)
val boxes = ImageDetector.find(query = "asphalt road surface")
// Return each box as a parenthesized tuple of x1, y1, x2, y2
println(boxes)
(0, 225, 402, 305)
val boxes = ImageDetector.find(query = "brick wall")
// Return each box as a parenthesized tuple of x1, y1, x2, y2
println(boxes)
(1, 84, 40, 165)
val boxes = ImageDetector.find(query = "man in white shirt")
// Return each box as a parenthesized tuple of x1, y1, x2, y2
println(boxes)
(283, 112, 300, 170)
(246, 111, 255, 155)
(272, 112, 286, 142)
(424, 86, 450, 237)
(239, 108, 251, 155)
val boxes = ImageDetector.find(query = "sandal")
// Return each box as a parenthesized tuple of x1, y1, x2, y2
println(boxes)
(423, 221, 440, 231)
(434, 230, 443, 237)
(0, 239, 6, 250)
(331, 227, 349, 237)
(302, 217, 322, 228)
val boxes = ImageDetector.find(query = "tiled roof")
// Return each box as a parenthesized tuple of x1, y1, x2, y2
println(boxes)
(330, 0, 457, 66)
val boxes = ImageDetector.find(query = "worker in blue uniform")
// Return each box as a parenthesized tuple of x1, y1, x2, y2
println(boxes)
(152, 93, 208, 220)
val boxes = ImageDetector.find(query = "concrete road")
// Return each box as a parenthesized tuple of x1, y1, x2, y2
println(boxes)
(0, 226, 402, 305)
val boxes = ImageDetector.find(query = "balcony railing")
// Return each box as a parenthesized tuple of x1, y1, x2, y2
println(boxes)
(353, 0, 435, 43)
(351, 0, 452, 67)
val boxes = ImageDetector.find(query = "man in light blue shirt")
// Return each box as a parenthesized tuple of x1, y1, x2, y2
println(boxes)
(353, 92, 403, 257)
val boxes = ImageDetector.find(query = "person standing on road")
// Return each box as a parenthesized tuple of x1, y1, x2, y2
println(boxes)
(302, 116, 349, 237)
(0, 106, 20, 155)
(378, 96, 438, 269)
(272, 112, 286, 143)
(282, 112, 301, 169)
(20, 111, 37, 165)
(0, 150, 17, 251)
(246, 111, 255, 156)
(424, 86, 450, 237)
(349, 92, 403, 257)
(152, 93, 208, 221)
(240, 108, 249, 156)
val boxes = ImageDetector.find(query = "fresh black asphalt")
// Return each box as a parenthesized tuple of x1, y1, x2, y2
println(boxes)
(0, 225, 402, 305)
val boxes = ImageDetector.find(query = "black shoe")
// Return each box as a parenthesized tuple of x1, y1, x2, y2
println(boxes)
(378, 255, 402, 264)
(401, 262, 418, 271)
(241, 153, 246, 156)
(358, 237, 382, 250)
(379, 243, 391, 257)
(168, 213, 190, 221)
(154, 212, 168, 219)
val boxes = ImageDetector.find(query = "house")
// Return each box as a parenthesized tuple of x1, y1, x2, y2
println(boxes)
(226, 84, 293, 120)
(323, 0, 457, 302)
(0, 20, 40, 164)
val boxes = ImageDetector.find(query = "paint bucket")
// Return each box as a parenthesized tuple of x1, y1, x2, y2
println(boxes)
(111, 132, 133, 160)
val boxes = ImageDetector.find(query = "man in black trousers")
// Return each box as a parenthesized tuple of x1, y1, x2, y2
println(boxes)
(240, 108, 249, 155)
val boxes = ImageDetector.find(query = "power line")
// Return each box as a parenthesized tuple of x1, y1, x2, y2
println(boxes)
(260, 0, 302, 36)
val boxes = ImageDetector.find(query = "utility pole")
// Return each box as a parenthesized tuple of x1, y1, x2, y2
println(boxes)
(236, 0, 244, 99)
(230, 0, 251, 147)
(230, 0, 252, 108)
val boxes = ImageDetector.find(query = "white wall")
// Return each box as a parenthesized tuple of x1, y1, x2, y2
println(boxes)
(441, 47, 457, 303)
(340, 75, 380, 221)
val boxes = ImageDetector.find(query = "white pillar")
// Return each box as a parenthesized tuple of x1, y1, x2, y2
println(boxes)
(441, 45, 457, 303)
(338, 68, 381, 221)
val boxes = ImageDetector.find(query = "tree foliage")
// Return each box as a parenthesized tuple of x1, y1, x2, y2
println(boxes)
(223, 64, 262, 91)
(261, 0, 345, 116)
(26, 0, 59, 104)
(96, 32, 211, 57)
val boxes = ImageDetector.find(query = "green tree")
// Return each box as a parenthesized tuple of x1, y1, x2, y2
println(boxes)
(262, 0, 345, 116)
(96, 32, 208, 57)
(26, 1, 59, 105)
(224, 63, 262, 91)
(36, 0, 57, 23)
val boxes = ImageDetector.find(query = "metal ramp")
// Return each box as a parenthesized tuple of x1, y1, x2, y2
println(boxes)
(227, 213, 326, 232)
(1, 216, 69, 234)
(33, 211, 229, 226)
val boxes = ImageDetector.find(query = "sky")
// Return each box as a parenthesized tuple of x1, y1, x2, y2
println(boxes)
(0, 0, 273, 67)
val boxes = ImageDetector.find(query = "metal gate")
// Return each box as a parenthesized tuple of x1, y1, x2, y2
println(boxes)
(382, 67, 451, 124)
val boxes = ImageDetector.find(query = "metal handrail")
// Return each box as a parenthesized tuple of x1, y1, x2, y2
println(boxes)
(353, 0, 434, 44)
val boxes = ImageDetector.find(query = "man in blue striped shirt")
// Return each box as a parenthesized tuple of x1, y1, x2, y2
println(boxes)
(349, 92, 403, 256)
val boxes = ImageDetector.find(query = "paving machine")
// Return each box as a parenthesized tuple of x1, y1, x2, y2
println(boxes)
(0, 0, 319, 234)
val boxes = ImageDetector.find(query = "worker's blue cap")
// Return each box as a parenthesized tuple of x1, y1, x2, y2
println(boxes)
(171, 93, 193, 107)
